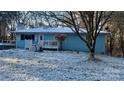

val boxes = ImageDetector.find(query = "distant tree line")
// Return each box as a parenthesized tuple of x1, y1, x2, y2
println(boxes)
(106, 12, 124, 57)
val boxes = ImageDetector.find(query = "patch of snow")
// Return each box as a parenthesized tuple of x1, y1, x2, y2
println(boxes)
(0, 49, 124, 80)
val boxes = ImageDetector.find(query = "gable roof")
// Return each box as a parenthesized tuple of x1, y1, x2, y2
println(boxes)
(12, 27, 109, 34)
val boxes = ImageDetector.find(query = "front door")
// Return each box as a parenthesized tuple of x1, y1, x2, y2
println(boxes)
(37, 35, 43, 47)
(25, 40, 32, 49)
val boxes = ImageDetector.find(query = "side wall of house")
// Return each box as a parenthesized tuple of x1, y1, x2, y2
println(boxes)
(62, 34, 88, 52)
(62, 34, 105, 53)
(95, 35, 105, 53)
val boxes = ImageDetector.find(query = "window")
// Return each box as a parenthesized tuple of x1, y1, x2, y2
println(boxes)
(40, 35, 42, 40)
(21, 34, 34, 40)
(21, 34, 25, 40)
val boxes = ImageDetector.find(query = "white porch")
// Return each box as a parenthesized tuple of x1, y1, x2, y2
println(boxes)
(24, 40, 59, 51)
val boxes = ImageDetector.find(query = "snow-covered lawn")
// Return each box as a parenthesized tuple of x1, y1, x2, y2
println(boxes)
(0, 49, 124, 80)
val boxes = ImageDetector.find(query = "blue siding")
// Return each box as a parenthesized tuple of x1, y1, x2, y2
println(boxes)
(16, 40, 25, 49)
(62, 34, 88, 52)
(95, 35, 105, 53)
(44, 34, 54, 40)
(62, 34, 106, 53)
(16, 40, 38, 49)
(16, 34, 25, 49)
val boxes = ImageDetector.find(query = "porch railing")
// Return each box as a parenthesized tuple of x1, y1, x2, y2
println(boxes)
(25, 40, 59, 51)
(39, 40, 59, 50)
(0, 40, 16, 45)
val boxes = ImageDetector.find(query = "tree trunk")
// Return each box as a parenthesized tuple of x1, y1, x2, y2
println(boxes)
(88, 48, 95, 61)
(89, 52, 95, 60)
(120, 39, 124, 57)
(87, 39, 96, 61)
(119, 30, 124, 57)
(122, 49, 124, 58)
(109, 37, 113, 56)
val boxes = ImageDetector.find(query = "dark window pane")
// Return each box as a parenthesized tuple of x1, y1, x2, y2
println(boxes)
(21, 34, 25, 40)
(21, 34, 34, 40)
(40, 35, 42, 40)
(32, 35, 34, 40)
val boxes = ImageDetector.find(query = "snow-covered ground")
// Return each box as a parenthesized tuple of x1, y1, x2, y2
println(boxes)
(0, 49, 124, 81)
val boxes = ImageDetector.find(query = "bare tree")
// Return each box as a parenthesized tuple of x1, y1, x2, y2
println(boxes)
(46, 11, 112, 60)
(108, 12, 124, 57)
(0, 11, 21, 40)
(105, 22, 117, 56)
(17, 11, 64, 28)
